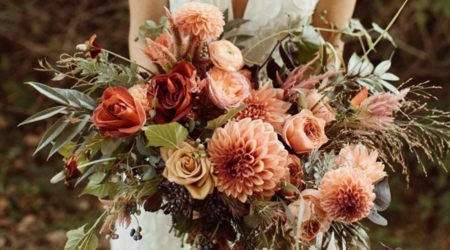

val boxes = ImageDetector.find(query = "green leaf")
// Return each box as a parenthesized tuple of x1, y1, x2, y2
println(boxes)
(58, 141, 77, 158)
(205, 104, 246, 130)
(80, 172, 113, 199)
(224, 19, 250, 32)
(359, 59, 374, 77)
(138, 177, 163, 199)
(34, 113, 74, 155)
(18, 106, 67, 126)
(372, 22, 397, 47)
(378, 79, 400, 95)
(142, 122, 188, 150)
(54, 88, 97, 110)
(25, 82, 69, 106)
(294, 25, 321, 64)
(373, 60, 391, 76)
(64, 224, 98, 250)
(280, 181, 301, 194)
(101, 137, 122, 156)
(380, 73, 400, 81)
(48, 115, 90, 159)
(348, 53, 361, 77)
(227, 35, 253, 45)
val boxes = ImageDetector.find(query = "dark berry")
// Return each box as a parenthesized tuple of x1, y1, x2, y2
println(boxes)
(130, 228, 136, 237)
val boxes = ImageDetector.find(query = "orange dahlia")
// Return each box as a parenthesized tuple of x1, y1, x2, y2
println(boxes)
(235, 82, 291, 132)
(318, 167, 375, 223)
(174, 2, 225, 41)
(208, 118, 288, 202)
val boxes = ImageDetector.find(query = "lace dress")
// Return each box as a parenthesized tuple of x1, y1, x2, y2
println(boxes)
(111, 1, 318, 249)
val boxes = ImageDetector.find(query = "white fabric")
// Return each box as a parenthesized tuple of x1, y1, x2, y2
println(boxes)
(111, 1, 318, 249)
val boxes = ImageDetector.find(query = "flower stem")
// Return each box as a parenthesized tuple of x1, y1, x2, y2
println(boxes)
(103, 49, 153, 74)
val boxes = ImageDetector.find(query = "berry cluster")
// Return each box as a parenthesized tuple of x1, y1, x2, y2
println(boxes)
(130, 227, 143, 241)
(196, 194, 229, 223)
(194, 228, 217, 250)
(125, 202, 141, 215)
(160, 181, 195, 222)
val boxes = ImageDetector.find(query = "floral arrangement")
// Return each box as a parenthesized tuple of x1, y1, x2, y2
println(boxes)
(21, 2, 450, 250)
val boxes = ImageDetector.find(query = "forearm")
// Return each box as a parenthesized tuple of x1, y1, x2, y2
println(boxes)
(128, 0, 168, 68)
(312, 0, 357, 52)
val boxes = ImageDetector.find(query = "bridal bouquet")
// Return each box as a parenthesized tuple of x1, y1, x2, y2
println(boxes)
(21, 2, 450, 250)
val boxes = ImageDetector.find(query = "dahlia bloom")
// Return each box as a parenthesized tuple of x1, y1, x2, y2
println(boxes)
(319, 167, 375, 223)
(336, 144, 387, 183)
(174, 2, 224, 41)
(235, 82, 291, 132)
(208, 118, 288, 202)
(128, 83, 151, 112)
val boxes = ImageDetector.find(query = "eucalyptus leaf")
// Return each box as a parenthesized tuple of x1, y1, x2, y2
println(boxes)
(142, 122, 188, 150)
(138, 177, 163, 199)
(378, 79, 400, 95)
(34, 113, 74, 155)
(367, 208, 388, 226)
(374, 60, 391, 76)
(373, 176, 391, 211)
(372, 22, 397, 47)
(54, 88, 97, 111)
(224, 19, 250, 32)
(64, 224, 98, 250)
(25, 82, 69, 106)
(48, 115, 90, 159)
(359, 59, 374, 77)
(18, 106, 67, 126)
(348, 53, 361, 77)
(380, 73, 400, 81)
(205, 104, 246, 130)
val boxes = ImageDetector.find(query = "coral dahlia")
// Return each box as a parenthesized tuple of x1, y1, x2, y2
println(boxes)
(319, 167, 375, 223)
(174, 2, 225, 41)
(208, 118, 288, 202)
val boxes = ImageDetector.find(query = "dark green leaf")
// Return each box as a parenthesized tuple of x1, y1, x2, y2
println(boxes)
(227, 34, 253, 45)
(54, 88, 97, 110)
(136, 136, 152, 156)
(25, 82, 69, 105)
(294, 25, 321, 64)
(138, 177, 163, 199)
(18, 106, 67, 126)
(174, 213, 196, 233)
(48, 115, 90, 159)
(80, 172, 113, 198)
(280, 181, 301, 194)
(34, 113, 74, 155)
(142, 122, 188, 150)
(224, 19, 250, 32)
(205, 104, 246, 130)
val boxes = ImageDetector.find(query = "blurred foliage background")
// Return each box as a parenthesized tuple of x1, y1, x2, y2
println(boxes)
(0, 0, 449, 249)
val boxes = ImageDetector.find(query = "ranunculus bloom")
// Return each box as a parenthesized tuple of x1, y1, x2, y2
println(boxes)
(319, 167, 375, 223)
(174, 2, 224, 41)
(208, 67, 250, 110)
(306, 89, 335, 125)
(93, 87, 146, 137)
(282, 110, 328, 154)
(161, 142, 216, 200)
(209, 40, 244, 71)
(148, 61, 195, 123)
(208, 118, 288, 202)
(336, 144, 387, 183)
(285, 189, 330, 242)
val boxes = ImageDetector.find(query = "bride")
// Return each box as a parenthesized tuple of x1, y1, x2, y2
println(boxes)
(112, 0, 357, 249)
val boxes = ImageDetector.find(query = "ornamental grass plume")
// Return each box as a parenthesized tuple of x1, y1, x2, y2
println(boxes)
(235, 82, 291, 132)
(319, 167, 375, 223)
(208, 118, 288, 202)
(336, 144, 387, 183)
(174, 2, 224, 41)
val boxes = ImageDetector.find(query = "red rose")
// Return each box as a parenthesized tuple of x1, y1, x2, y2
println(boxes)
(93, 87, 146, 137)
(148, 61, 195, 123)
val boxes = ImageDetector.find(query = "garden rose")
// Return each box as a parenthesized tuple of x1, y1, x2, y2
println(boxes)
(282, 110, 328, 154)
(92, 87, 146, 137)
(306, 89, 335, 125)
(148, 61, 195, 123)
(209, 40, 244, 71)
(208, 67, 250, 110)
(161, 142, 216, 199)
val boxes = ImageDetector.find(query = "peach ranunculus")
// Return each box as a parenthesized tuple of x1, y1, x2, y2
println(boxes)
(161, 141, 216, 200)
(282, 110, 328, 154)
(285, 189, 330, 242)
(306, 89, 335, 125)
(148, 61, 195, 123)
(92, 87, 146, 137)
(207, 67, 250, 110)
(336, 144, 387, 183)
(209, 40, 244, 71)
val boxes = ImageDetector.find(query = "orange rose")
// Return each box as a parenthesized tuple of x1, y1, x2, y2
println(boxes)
(93, 87, 146, 137)
(148, 61, 195, 123)
(306, 89, 335, 125)
(207, 67, 250, 110)
(209, 40, 244, 71)
(282, 110, 328, 154)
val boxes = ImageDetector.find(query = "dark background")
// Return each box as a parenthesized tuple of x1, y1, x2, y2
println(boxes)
(1, 0, 449, 249)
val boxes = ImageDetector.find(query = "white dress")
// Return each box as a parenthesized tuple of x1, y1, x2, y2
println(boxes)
(111, 1, 318, 249)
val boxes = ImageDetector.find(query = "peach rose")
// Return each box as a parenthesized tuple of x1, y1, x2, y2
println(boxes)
(282, 110, 328, 154)
(306, 89, 335, 125)
(209, 40, 244, 71)
(92, 87, 146, 137)
(207, 67, 250, 110)
(161, 142, 216, 199)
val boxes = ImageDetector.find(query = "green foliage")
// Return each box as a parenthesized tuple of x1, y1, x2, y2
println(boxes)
(142, 122, 189, 150)
(64, 224, 98, 250)
(205, 104, 246, 130)
(294, 25, 321, 64)
(80, 172, 114, 199)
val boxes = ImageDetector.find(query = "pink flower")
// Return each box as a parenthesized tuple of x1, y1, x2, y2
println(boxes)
(235, 82, 291, 132)
(208, 67, 250, 110)
(319, 167, 375, 223)
(209, 40, 244, 71)
(306, 89, 335, 125)
(282, 110, 328, 154)
(208, 118, 288, 202)
(155, 32, 173, 50)
(336, 144, 387, 183)
(175, 2, 225, 41)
